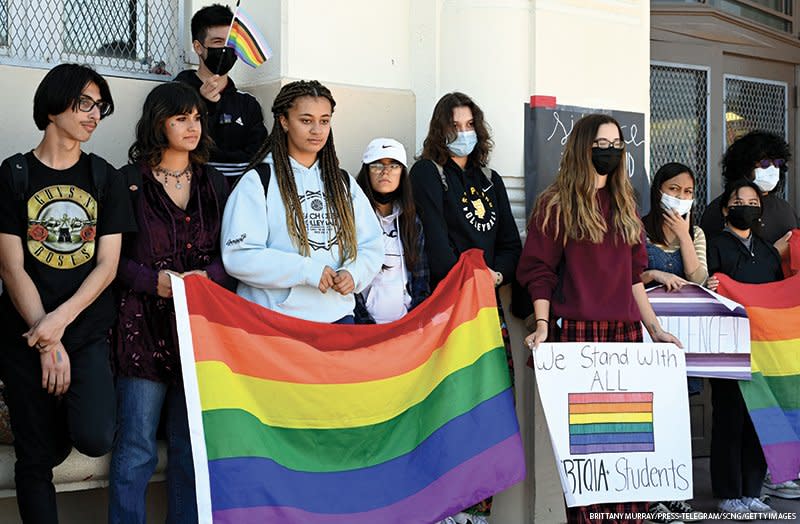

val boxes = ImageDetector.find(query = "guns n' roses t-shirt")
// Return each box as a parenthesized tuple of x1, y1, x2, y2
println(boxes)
(0, 152, 136, 346)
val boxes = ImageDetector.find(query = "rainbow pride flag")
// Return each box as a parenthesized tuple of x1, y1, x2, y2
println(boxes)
(716, 272, 800, 483)
(173, 250, 525, 523)
(568, 392, 655, 454)
(226, 7, 272, 68)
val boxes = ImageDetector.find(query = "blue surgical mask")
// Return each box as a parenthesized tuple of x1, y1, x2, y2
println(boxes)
(447, 130, 478, 158)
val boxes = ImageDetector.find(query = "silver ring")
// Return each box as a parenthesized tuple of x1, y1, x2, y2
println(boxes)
(35, 343, 45, 350)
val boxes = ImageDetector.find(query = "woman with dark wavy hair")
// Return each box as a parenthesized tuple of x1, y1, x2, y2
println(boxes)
(414, 92, 521, 524)
(109, 81, 231, 523)
(411, 92, 519, 290)
(701, 131, 798, 255)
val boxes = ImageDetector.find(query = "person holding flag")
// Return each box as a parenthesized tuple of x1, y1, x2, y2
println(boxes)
(175, 3, 269, 179)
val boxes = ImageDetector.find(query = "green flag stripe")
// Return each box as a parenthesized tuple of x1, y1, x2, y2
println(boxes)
(202, 347, 511, 472)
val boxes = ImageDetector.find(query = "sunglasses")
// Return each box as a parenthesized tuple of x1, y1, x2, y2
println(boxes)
(756, 158, 786, 169)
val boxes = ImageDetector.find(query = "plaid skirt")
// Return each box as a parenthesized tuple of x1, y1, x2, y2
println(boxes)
(553, 319, 647, 524)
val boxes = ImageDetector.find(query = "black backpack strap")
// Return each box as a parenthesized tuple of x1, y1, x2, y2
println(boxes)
(205, 165, 230, 203)
(237, 163, 347, 199)
(252, 163, 271, 198)
(88, 153, 109, 203)
(7, 153, 28, 201)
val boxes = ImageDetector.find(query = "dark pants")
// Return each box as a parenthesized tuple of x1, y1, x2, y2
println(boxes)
(710, 378, 766, 499)
(0, 337, 116, 523)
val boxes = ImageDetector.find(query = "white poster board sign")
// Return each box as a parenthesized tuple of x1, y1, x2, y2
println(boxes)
(532, 342, 693, 507)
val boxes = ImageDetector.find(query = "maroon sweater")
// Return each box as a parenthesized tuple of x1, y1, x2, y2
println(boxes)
(516, 187, 647, 322)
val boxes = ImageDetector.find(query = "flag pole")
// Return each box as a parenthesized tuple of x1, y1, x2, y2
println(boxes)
(216, 0, 241, 75)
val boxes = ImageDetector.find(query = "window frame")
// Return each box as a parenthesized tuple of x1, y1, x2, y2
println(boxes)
(0, 0, 186, 81)
(650, 60, 713, 207)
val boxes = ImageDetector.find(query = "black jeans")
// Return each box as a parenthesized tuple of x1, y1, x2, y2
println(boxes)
(710, 378, 767, 499)
(0, 336, 115, 523)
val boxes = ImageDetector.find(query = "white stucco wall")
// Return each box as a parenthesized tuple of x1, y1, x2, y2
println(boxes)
(0, 65, 158, 167)
(0, 2, 651, 522)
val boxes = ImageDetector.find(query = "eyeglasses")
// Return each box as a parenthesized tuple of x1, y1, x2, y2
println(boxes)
(756, 158, 785, 169)
(368, 163, 402, 173)
(77, 96, 112, 117)
(593, 138, 624, 150)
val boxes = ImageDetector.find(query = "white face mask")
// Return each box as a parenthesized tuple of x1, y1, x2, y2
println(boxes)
(753, 165, 780, 192)
(660, 192, 693, 216)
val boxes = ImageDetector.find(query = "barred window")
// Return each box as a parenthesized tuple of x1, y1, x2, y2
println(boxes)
(0, 0, 182, 79)
(650, 62, 711, 216)
(723, 74, 789, 197)
(0, 2, 8, 47)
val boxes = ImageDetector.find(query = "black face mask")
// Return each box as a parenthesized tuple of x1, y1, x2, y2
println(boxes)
(203, 46, 238, 76)
(591, 147, 623, 176)
(373, 191, 397, 205)
(726, 205, 762, 230)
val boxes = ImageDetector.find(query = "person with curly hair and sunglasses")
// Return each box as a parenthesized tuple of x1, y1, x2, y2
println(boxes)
(701, 131, 798, 258)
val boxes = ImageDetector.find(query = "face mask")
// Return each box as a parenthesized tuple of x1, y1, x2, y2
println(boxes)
(373, 191, 397, 205)
(726, 205, 762, 230)
(591, 147, 623, 176)
(203, 46, 238, 76)
(447, 131, 478, 158)
(753, 165, 780, 192)
(660, 192, 693, 216)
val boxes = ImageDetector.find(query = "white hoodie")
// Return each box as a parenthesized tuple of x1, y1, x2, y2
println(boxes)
(220, 155, 384, 322)
(362, 204, 412, 324)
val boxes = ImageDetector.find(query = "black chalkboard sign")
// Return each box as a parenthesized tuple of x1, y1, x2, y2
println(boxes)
(523, 102, 650, 217)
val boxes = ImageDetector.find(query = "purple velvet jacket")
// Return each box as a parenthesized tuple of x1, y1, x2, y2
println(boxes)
(113, 163, 230, 384)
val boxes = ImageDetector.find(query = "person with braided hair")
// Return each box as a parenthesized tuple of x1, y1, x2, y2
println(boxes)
(220, 80, 383, 323)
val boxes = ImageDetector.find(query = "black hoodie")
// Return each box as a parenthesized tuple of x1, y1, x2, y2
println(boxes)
(411, 158, 521, 288)
(175, 70, 268, 177)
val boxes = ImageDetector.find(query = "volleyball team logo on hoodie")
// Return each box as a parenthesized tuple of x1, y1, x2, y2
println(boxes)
(300, 190, 338, 251)
(460, 184, 496, 232)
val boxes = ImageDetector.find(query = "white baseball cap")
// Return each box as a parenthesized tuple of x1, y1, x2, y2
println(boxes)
(362, 138, 407, 168)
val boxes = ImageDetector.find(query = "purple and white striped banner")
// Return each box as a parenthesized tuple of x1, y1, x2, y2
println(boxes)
(644, 285, 751, 380)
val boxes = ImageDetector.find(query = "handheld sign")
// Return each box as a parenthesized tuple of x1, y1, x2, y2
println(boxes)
(532, 342, 693, 507)
(644, 284, 751, 380)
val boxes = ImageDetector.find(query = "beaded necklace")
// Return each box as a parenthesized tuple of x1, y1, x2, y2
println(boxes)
(154, 165, 192, 189)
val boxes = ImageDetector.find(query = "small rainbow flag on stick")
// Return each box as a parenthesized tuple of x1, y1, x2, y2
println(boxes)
(568, 392, 655, 454)
(226, 5, 272, 68)
(173, 250, 525, 523)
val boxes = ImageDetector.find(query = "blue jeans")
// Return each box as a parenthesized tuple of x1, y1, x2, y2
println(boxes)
(108, 377, 196, 524)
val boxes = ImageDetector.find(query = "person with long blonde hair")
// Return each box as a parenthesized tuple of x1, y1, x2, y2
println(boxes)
(517, 113, 680, 524)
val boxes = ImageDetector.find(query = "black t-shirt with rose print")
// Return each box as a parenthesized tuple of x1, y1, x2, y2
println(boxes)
(0, 152, 136, 347)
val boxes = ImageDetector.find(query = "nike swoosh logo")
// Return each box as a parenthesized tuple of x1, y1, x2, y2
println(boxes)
(381, 144, 392, 148)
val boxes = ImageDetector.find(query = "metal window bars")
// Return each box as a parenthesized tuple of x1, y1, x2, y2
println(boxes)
(0, 0, 183, 80)
(650, 62, 711, 216)
(723, 74, 790, 199)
